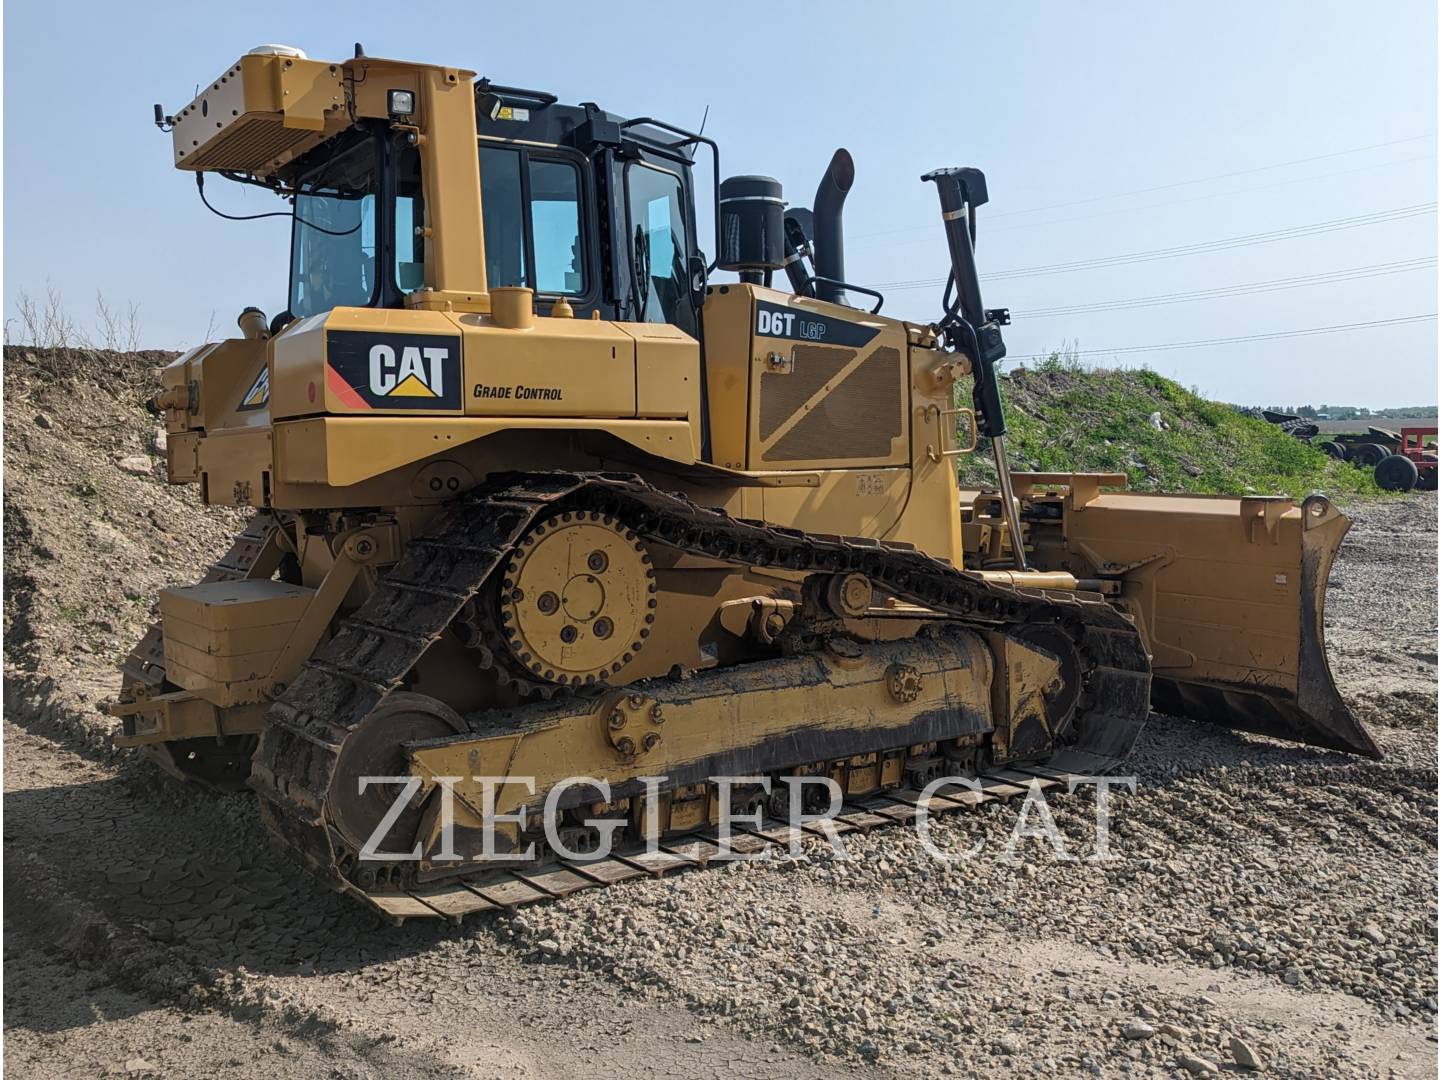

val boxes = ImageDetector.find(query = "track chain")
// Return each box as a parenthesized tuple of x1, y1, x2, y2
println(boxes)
(250, 472, 1151, 908)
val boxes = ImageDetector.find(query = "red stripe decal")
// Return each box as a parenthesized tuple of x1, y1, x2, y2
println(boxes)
(326, 363, 372, 411)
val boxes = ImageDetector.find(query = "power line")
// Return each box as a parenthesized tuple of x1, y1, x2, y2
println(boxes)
(879, 203, 1437, 290)
(1007, 313, 1435, 362)
(1015, 257, 1437, 319)
(852, 132, 1437, 240)
(992, 135, 1437, 219)
(864, 153, 1434, 248)
(885, 204, 1435, 286)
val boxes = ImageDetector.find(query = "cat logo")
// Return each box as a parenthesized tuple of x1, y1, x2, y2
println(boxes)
(324, 331, 463, 411)
(237, 367, 269, 411)
(368, 343, 447, 399)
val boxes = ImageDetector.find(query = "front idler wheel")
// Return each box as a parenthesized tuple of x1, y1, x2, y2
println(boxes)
(1011, 623, 1084, 738)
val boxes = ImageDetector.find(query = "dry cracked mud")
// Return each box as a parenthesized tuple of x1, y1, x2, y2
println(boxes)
(4, 347, 1436, 1078)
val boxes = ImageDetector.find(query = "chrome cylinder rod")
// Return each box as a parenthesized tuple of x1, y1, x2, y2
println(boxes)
(991, 433, 1028, 570)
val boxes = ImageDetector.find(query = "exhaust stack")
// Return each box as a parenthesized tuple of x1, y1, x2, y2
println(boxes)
(812, 148, 854, 304)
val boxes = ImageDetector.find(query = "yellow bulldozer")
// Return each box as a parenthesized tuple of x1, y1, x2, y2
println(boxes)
(112, 44, 1376, 921)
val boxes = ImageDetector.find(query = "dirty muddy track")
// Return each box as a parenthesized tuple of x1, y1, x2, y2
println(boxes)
(255, 469, 1148, 920)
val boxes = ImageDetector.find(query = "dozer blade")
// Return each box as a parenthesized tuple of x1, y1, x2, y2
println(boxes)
(1061, 491, 1379, 758)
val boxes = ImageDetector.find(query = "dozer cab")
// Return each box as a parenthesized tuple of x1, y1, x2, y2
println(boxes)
(113, 45, 1375, 921)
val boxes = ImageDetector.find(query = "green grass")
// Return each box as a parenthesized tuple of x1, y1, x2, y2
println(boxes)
(957, 360, 1381, 500)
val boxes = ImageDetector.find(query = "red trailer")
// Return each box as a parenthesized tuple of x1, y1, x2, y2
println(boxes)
(1374, 426, 1438, 491)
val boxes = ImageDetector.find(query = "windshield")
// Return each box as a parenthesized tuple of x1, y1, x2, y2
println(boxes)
(289, 140, 379, 318)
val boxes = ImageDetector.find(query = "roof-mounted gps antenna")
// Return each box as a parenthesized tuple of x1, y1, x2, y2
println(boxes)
(354, 42, 366, 58)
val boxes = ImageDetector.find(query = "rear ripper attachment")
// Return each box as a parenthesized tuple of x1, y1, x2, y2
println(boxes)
(112, 514, 288, 790)
(252, 472, 1152, 921)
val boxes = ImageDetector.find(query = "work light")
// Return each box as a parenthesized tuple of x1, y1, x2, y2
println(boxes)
(388, 89, 416, 117)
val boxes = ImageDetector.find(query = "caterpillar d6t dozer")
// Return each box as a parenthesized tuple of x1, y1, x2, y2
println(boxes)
(114, 45, 1377, 921)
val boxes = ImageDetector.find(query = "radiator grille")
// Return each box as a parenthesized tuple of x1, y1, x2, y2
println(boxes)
(185, 117, 313, 171)
(758, 346, 855, 441)
(761, 346, 903, 463)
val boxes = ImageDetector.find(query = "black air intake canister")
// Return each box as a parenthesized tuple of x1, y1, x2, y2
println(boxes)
(718, 175, 785, 283)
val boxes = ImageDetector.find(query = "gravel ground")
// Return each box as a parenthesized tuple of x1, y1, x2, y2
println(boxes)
(4, 349, 1436, 1078)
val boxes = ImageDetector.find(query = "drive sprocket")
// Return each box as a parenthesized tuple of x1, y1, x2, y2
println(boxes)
(497, 510, 657, 687)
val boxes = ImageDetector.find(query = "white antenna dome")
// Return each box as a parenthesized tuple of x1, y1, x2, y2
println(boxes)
(247, 44, 308, 59)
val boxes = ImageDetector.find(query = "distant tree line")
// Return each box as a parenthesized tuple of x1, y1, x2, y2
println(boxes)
(1258, 404, 1437, 420)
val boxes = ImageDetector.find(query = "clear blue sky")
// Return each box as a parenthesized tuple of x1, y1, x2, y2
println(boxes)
(4, 0, 1436, 408)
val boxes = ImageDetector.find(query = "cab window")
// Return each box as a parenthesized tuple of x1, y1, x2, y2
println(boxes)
(289, 141, 378, 318)
(479, 146, 585, 295)
(529, 160, 584, 293)
(626, 163, 694, 335)
(394, 140, 426, 294)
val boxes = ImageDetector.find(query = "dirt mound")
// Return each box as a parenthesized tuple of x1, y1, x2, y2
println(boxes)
(3, 346, 247, 749)
(963, 363, 1381, 499)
